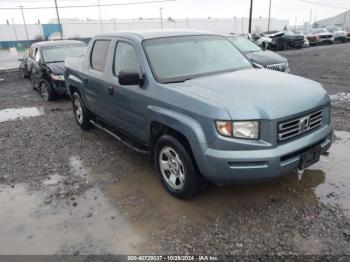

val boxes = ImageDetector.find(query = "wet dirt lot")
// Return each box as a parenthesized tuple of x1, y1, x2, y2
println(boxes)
(1, 43, 350, 256)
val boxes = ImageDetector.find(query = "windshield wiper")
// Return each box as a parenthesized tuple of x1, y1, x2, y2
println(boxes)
(165, 77, 193, 84)
(46, 60, 64, 63)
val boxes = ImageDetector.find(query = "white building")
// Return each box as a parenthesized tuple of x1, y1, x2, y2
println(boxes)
(314, 10, 350, 28)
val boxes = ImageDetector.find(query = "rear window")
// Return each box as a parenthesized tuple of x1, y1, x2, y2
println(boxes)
(91, 40, 110, 72)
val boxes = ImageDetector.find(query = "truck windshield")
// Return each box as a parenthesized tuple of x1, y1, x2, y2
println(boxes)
(143, 35, 252, 83)
(42, 44, 87, 63)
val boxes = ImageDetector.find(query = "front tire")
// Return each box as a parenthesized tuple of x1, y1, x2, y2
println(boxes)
(154, 134, 206, 199)
(72, 92, 91, 130)
(40, 80, 55, 101)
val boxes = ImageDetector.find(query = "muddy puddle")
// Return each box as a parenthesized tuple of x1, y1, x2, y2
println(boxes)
(0, 107, 45, 123)
(97, 131, 350, 234)
(0, 185, 144, 255)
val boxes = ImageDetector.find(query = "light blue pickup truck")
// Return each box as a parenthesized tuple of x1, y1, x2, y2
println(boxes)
(65, 30, 333, 199)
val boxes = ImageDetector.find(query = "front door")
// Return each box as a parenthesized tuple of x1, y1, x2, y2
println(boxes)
(31, 48, 41, 89)
(106, 40, 148, 143)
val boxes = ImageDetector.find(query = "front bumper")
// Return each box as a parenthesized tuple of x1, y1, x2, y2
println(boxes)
(334, 36, 346, 41)
(201, 125, 333, 185)
(52, 80, 67, 95)
(319, 37, 334, 43)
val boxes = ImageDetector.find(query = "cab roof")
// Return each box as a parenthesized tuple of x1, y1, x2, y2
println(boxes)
(94, 29, 217, 40)
(31, 40, 86, 48)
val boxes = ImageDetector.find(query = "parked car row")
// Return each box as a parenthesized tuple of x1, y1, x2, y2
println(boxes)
(225, 34, 289, 72)
(253, 26, 349, 51)
(19, 31, 333, 199)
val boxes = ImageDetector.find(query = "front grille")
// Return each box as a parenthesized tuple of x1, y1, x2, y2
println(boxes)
(278, 110, 323, 141)
(319, 35, 332, 39)
(265, 63, 287, 72)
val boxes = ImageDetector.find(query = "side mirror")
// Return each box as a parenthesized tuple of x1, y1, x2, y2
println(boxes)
(118, 70, 144, 86)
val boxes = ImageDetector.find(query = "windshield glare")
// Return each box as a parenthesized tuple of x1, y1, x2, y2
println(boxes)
(143, 35, 252, 83)
(228, 36, 261, 53)
(42, 44, 87, 63)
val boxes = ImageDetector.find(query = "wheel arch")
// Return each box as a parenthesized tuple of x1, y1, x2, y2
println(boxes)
(147, 106, 208, 176)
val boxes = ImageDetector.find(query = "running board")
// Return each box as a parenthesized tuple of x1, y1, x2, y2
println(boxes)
(89, 120, 149, 154)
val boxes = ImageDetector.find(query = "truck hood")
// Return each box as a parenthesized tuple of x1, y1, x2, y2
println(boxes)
(245, 50, 287, 66)
(172, 69, 329, 120)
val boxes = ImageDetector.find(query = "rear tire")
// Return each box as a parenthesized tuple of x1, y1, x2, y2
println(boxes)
(72, 92, 91, 130)
(154, 134, 206, 200)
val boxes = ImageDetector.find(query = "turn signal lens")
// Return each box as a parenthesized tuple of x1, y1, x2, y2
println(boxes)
(215, 121, 233, 137)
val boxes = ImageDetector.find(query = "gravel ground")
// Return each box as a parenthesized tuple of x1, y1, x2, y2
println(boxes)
(0, 43, 350, 258)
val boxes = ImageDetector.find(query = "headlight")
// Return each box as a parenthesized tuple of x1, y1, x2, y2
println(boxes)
(50, 74, 64, 81)
(215, 120, 259, 139)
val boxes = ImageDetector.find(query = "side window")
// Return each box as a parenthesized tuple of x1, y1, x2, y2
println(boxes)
(91, 40, 111, 72)
(35, 49, 41, 63)
(114, 42, 140, 76)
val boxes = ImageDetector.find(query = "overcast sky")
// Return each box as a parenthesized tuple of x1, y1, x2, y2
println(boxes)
(0, 0, 349, 25)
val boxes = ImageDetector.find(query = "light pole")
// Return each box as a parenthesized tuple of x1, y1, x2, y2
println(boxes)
(11, 19, 18, 45)
(248, 0, 253, 33)
(160, 8, 163, 29)
(18, 5, 29, 40)
(267, 0, 271, 32)
(97, 0, 103, 32)
(53, 0, 63, 40)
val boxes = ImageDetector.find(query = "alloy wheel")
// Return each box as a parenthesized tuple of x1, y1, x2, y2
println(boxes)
(73, 98, 84, 124)
(159, 146, 185, 190)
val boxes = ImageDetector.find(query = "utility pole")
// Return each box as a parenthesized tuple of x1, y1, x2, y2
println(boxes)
(97, 0, 103, 32)
(113, 17, 117, 31)
(160, 8, 163, 29)
(53, 0, 63, 40)
(267, 0, 271, 32)
(343, 12, 347, 28)
(234, 17, 237, 33)
(18, 5, 29, 40)
(248, 0, 253, 33)
(309, 9, 313, 26)
(11, 19, 18, 45)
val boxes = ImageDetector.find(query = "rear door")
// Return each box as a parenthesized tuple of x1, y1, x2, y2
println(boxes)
(85, 39, 113, 120)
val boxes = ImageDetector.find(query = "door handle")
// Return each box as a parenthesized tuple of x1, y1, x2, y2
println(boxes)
(107, 85, 114, 95)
